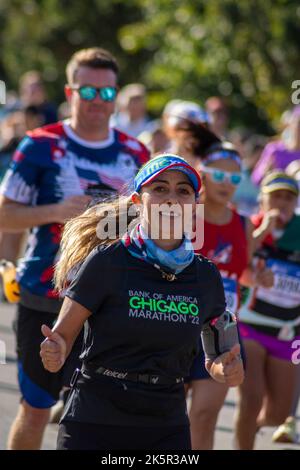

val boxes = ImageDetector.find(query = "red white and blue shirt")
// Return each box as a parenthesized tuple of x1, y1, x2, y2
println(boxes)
(195, 209, 248, 314)
(0, 120, 149, 299)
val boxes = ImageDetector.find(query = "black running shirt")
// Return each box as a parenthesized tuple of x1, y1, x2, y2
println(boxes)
(63, 241, 226, 427)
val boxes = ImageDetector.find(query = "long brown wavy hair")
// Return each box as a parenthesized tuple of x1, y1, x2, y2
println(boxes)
(54, 196, 138, 291)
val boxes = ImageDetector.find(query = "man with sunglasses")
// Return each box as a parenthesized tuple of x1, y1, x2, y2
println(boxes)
(0, 47, 149, 450)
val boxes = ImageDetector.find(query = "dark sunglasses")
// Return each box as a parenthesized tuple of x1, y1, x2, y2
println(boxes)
(72, 85, 117, 102)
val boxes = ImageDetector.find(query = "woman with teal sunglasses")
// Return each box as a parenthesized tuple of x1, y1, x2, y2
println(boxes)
(200, 164, 243, 186)
(185, 142, 274, 450)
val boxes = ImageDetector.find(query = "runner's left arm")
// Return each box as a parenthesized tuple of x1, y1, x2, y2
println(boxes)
(200, 264, 244, 386)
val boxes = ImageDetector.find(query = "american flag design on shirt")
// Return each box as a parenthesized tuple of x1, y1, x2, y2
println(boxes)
(0, 120, 149, 298)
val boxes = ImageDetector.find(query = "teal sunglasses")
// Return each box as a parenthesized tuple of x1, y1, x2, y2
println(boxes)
(201, 166, 242, 186)
(72, 85, 117, 102)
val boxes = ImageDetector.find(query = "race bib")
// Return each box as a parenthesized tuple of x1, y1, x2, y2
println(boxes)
(222, 277, 239, 314)
(256, 258, 300, 309)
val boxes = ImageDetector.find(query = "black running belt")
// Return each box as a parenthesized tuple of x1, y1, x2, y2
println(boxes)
(80, 363, 184, 386)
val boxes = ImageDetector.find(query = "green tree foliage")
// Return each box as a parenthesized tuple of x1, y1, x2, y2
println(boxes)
(120, 0, 300, 130)
(0, 0, 146, 103)
(0, 0, 299, 131)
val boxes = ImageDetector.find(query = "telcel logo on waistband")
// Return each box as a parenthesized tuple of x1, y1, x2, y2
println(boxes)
(103, 369, 128, 380)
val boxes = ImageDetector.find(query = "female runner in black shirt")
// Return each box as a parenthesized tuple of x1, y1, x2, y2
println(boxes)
(40, 154, 244, 450)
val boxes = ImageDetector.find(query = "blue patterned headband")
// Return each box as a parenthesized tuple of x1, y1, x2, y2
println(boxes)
(202, 149, 241, 168)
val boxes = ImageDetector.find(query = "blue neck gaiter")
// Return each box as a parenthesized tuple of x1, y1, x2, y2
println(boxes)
(122, 224, 194, 274)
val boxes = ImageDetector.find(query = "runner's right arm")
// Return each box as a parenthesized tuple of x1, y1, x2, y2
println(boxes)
(0, 195, 91, 231)
(40, 296, 91, 372)
(0, 133, 90, 231)
(40, 246, 109, 372)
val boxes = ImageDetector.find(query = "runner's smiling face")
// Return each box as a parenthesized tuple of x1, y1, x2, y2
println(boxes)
(133, 170, 197, 242)
(65, 66, 117, 131)
(199, 158, 241, 206)
(261, 190, 297, 226)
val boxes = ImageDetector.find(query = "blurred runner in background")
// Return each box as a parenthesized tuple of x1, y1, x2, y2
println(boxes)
(252, 106, 300, 186)
(111, 83, 151, 138)
(235, 171, 300, 449)
(185, 142, 273, 450)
